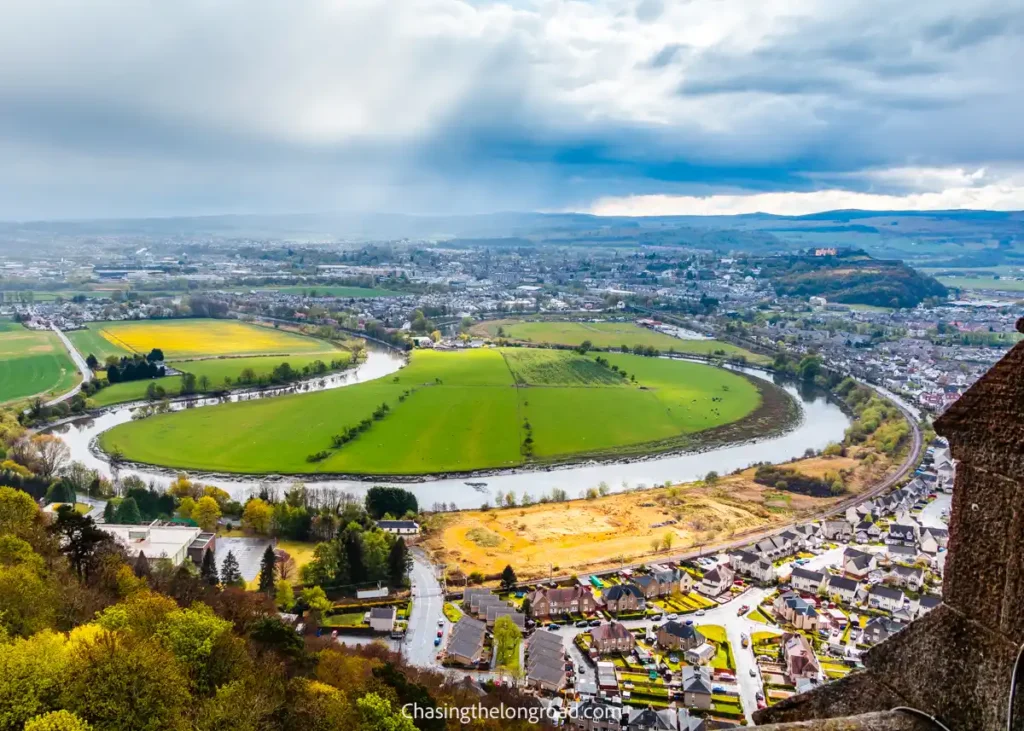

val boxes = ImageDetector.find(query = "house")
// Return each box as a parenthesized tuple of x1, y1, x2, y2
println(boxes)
(868, 585, 907, 613)
(886, 524, 917, 546)
(790, 567, 825, 594)
(825, 575, 862, 605)
(485, 604, 525, 629)
(886, 543, 919, 563)
(446, 617, 486, 666)
(569, 700, 624, 731)
(916, 595, 941, 619)
(821, 520, 853, 541)
(657, 620, 705, 651)
(698, 564, 735, 597)
(842, 548, 876, 579)
(368, 606, 396, 633)
(782, 632, 820, 681)
(596, 661, 618, 691)
(919, 527, 949, 555)
(526, 631, 566, 692)
(528, 585, 598, 619)
(649, 566, 693, 595)
(862, 616, 904, 645)
(632, 574, 663, 599)
(730, 550, 776, 583)
(590, 621, 636, 654)
(793, 523, 820, 546)
(854, 521, 881, 544)
(773, 591, 819, 630)
(886, 564, 924, 591)
(601, 584, 645, 614)
(679, 666, 713, 709)
(684, 643, 717, 666)
(376, 520, 420, 535)
(100, 523, 204, 567)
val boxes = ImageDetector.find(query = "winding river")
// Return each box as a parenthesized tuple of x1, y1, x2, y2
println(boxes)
(49, 345, 852, 510)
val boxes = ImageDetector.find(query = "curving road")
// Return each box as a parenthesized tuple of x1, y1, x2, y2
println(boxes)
(45, 325, 93, 406)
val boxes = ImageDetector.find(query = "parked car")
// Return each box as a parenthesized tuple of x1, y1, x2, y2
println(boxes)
(749, 668, 757, 677)
(666, 613, 679, 620)
(437, 619, 444, 627)
(712, 685, 726, 693)
(434, 637, 441, 646)
(547, 623, 561, 631)
(575, 620, 590, 628)
(695, 609, 706, 617)
(738, 605, 749, 615)
(589, 619, 602, 627)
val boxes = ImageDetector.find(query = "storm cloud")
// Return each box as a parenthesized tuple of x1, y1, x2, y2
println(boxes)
(0, 0, 1021, 219)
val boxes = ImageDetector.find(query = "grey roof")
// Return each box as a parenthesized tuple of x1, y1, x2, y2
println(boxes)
(369, 607, 396, 619)
(660, 620, 705, 642)
(527, 658, 565, 687)
(827, 575, 859, 592)
(376, 520, 419, 530)
(870, 584, 906, 600)
(528, 629, 564, 651)
(888, 523, 917, 538)
(652, 567, 683, 583)
(447, 617, 485, 661)
(792, 567, 825, 583)
(681, 666, 713, 694)
(603, 583, 644, 601)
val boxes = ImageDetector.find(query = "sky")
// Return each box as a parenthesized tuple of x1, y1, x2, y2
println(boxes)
(0, 0, 1022, 220)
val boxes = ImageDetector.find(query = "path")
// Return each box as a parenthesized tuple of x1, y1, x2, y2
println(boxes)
(45, 325, 92, 406)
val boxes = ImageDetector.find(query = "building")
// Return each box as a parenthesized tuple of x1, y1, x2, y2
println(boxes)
(527, 585, 597, 619)
(886, 523, 917, 546)
(601, 584, 645, 614)
(698, 564, 735, 596)
(570, 700, 624, 731)
(679, 666, 713, 709)
(821, 520, 852, 541)
(368, 606, 396, 633)
(919, 527, 948, 555)
(526, 630, 566, 692)
(376, 520, 420, 535)
(886, 565, 924, 591)
(446, 617, 486, 666)
(590, 621, 636, 654)
(782, 633, 820, 681)
(868, 585, 906, 612)
(861, 616, 905, 645)
(825, 575, 861, 605)
(773, 591, 819, 630)
(656, 620, 705, 651)
(684, 643, 717, 666)
(842, 547, 876, 579)
(730, 550, 776, 583)
(100, 523, 205, 567)
(651, 566, 693, 595)
(790, 567, 826, 594)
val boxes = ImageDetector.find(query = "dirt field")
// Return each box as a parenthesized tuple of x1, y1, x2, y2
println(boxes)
(423, 450, 890, 579)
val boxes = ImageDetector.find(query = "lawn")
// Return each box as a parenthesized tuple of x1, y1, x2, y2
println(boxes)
(67, 327, 135, 362)
(696, 624, 735, 670)
(100, 348, 770, 475)
(80, 319, 335, 359)
(938, 276, 1024, 292)
(0, 319, 80, 403)
(482, 319, 766, 362)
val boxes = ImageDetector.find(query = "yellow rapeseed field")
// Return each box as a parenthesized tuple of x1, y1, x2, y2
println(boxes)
(96, 319, 334, 359)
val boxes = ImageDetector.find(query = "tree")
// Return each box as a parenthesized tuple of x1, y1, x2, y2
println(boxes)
(364, 487, 418, 520)
(45, 481, 77, 506)
(192, 496, 222, 532)
(492, 615, 522, 674)
(704, 471, 719, 485)
(521, 597, 532, 620)
(61, 461, 97, 497)
(300, 586, 332, 614)
(258, 545, 277, 594)
(102, 501, 115, 522)
(25, 710, 94, 731)
(113, 497, 142, 525)
(0, 486, 40, 539)
(500, 564, 517, 591)
(242, 498, 273, 535)
(146, 348, 164, 363)
(50, 507, 112, 579)
(661, 532, 674, 552)
(200, 549, 219, 586)
(275, 581, 295, 610)
(177, 496, 196, 520)
(31, 435, 70, 480)
(85, 354, 99, 369)
(386, 538, 411, 588)
(344, 527, 367, 584)
(220, 551, 244, 587)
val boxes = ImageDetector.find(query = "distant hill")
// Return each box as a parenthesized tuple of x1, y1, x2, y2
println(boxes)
(757, 249, 949, 308)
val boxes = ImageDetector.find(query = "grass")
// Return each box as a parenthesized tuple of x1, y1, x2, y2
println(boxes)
(938, 276, 1024, 292)
(81, 319, 335, 359)
(746, 607, 773, 624)
(0, 319, 80, 403)
(67, 327, 134, 362)
(696, 624, 734, 670)
(322, 611, 366, 627)
(101, 348, 765, 475)
(482, 319, 766, 362)
(443, 603, 463, 623)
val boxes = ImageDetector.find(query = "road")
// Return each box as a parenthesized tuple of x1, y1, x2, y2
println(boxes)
(45, 325, 93, 406)
(404, 549, 448, 668)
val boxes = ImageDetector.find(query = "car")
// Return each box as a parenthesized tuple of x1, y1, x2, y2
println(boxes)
(665, 613, 679, 620)
(575, 620, 590, 628)
(436, 629, 443, 638)
(649, 613, 663, 621)
(695, 609, 706, 616)
(750, 668, 757, 677)
(433, 637, 441, 646)
(437, 619, 444, 627)
(589, 619, 602, 627)
(756, 692, 764, 701)
(738, 605, 749, 615)
(547, 623, 561, 630)
(712, 685, 726, 693)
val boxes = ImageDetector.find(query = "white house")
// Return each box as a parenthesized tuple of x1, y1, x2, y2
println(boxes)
(790, 567, 825, 594)
(868, 585, 906, 613)
(376, 520, 420, 535)
(368, 606, 397, 633)
(698, 564, 735, 597)
(684, 643, 717, 666)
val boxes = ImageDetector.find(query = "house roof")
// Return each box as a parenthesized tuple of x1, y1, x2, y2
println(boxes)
(888, 524, 916, 538)
(591, 621, 633, 642)
(447, 617, 485, 660)
(603, 583, 643, 601)
(376, 520, 419, 530)
(369, 607, 396, 619)
(528, 629, 564, 652)
(828, 575, 859, 592)
(660, 620, 705, 642)
(870, 584, 906, 601)
(681, 665, 713, 694)
(527, 657, 565, 686)
(792, 567, 825, 583)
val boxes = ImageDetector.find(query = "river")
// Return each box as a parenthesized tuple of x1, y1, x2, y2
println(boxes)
(49, 345, 852, 510)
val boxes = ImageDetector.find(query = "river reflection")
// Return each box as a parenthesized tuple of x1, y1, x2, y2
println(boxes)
(50, 349, 852, 510)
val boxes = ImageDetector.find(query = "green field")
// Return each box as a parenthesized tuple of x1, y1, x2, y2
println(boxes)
(480, 320, 766, 362)
(0, 320, 80, 403)
(100, 347, 769, 475)
(938, 276, 1024, 292)
(67, 327, 134, 362)
(234, 285, 403, 298)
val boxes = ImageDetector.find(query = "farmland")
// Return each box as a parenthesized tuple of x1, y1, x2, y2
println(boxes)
(73, 318, 335, 359)
(100, 347, 774, 475)
(423, 448, 893, 579)
(475, 319, 766, 362)
(0, 319, 80, 403)
(937, 275, 1024, 292)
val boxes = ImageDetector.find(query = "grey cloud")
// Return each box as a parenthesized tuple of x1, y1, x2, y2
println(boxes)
(634, 0, 665, 23)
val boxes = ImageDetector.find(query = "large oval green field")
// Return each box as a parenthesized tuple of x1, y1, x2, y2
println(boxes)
(100, 348, 776, 475)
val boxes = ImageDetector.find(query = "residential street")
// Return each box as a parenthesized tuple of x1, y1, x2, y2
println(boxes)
(404, 549, 447, 668)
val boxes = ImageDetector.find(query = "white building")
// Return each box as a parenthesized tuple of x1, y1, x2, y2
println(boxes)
(100, 523, 203, 566)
